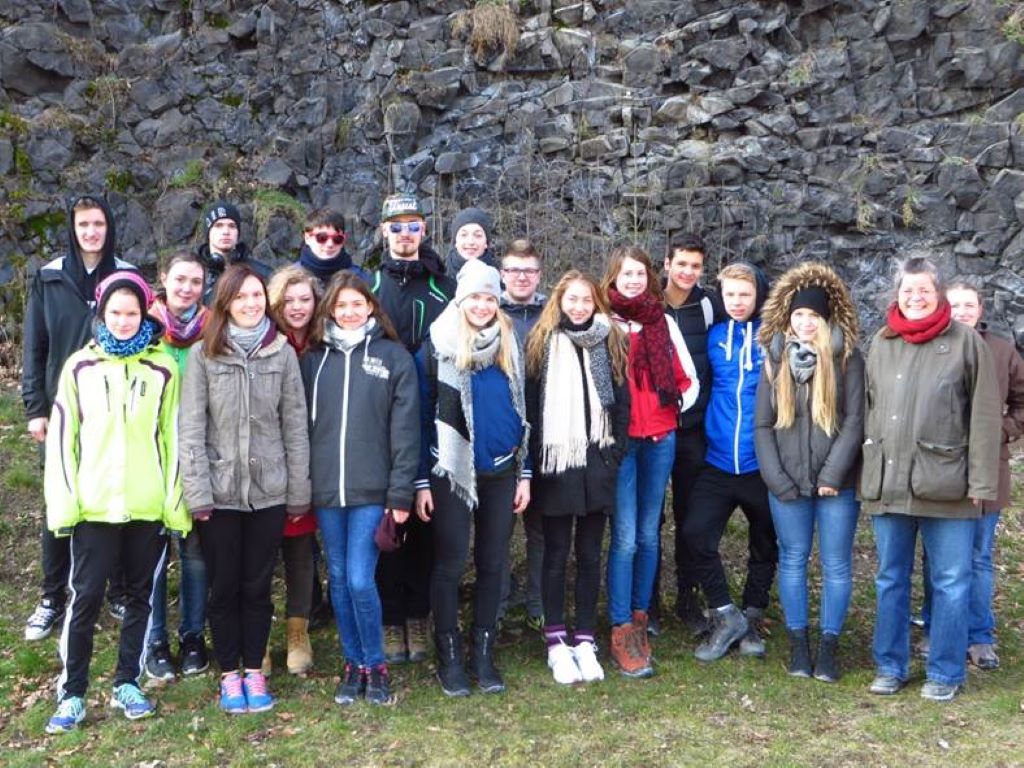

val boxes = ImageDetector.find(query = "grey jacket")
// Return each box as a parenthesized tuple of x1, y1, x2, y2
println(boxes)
(179, 333, 311, 512)
(754, 349, 866, 500)
(859, 321, 1001, 518)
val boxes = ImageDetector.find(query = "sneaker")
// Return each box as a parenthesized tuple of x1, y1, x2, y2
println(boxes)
(366, 664, 394, 705)
(406, 618, 430, 663)
(334, 663, 366, 706)
(573, 641, 605, 682)
(609, 623, 652, 679)
(868, 675, 906, 696)
(45, 696, 86, 734)
(384, 624, 408, 664)
(243, 670, 274, 713)
(921, 680, 961, 702)
(968, 643, 1000, 670)
(695, 604, 748, 662)
(219, 672, 247, 714)
(145, 642, 176, 681)
(179, 635, 210, 676)
(110, 683, 156, 720)
(108, 600, 126, 623)
(547, 642, 583, 685)
(524, 614, 544, 633)
(25, 599, 64, 641)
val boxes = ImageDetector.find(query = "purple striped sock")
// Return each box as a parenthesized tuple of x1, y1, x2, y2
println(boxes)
(544, 624, 568, 647)
(573, 631, 595, 646)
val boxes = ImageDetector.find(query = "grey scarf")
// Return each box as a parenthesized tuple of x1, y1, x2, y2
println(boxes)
(228, 315, 272, 358)
(558, 315, 615, 408)
(323, 318, 376, 352)
(787, 339, 818, 384)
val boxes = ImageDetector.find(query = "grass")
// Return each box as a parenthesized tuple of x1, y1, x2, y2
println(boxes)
(0, 383, 1023, 765)
(451, 0, 520, 60)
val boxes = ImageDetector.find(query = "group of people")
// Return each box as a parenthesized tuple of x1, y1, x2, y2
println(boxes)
(20, 190, 1024, 736)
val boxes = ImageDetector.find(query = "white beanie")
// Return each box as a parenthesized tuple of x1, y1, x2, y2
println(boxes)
(454, 258, 501, 305)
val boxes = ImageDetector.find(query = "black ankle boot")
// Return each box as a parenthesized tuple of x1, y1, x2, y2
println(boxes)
(470, 626, 505, 694)
(814, 632, 840, 683)
(435, 630, 470, 697)
(786, 628, 812, 678)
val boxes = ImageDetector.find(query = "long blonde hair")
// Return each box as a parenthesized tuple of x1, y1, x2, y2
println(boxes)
(772, 319, 839, 435)
(455, 303, 518, 375)
(526, 270, 628, 385)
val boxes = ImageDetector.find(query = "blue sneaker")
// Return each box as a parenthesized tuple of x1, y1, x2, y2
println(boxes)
(110, 683, 156, 720)
(219, 672, 247, 714)
(46, 696, 86, 734)
(243, 671, 274, 713)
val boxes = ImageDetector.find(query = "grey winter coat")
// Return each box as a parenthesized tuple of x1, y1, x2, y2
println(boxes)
(179, 332, 311, 512)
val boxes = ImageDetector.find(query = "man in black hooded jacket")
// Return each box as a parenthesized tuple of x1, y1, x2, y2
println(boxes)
(195, 200, 271, 305)
(22, 194, 136, 641)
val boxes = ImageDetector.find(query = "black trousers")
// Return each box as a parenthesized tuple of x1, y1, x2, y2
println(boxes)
(198, 506, 286, 671)
(377, 512, 433, 625)
(57, 521, 166, 699)
(430, 474, 516, 634)
(281, 532, 314, 619)
(682, 466, 778, 611)
(541, 512, 607, 634)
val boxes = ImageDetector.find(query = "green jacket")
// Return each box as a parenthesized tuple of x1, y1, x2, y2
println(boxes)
(45, 342, 190, 535)
(859, 320, 1001, 518)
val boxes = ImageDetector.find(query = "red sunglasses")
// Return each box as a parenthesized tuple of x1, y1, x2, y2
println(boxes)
(311, 232, 346, 245)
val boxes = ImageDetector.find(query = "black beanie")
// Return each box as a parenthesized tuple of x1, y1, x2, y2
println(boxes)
(450, 207, 493, 243)
(789, 285, 831, 321)
(203, 201, 242, 235)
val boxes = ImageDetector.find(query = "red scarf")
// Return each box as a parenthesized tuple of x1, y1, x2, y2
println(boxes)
(285, 328, 310, 357)
(608, 287, 684, 406)
(885, 299, 951, 344)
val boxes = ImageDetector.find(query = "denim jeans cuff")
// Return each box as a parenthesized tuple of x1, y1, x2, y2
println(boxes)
(926, 673, 965, 687)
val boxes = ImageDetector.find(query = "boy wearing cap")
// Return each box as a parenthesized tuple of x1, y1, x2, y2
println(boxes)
(296, 207, 369, 286)
(445, 207, 498, 276)
(22, 194, 137, 642)
(196, 200, 271, 304)
(371, 193, 456, 664)
(44, 271, 190, 733)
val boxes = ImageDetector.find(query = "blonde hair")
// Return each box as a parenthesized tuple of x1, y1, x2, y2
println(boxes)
(526, 270, 628, 385)
(456, 303, 518, 376)
(772, 319, 839, 436)
(718, 262, 758, 286)
(267, 265, 322, 331)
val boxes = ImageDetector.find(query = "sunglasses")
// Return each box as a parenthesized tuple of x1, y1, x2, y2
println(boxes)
(311, 232, 346, 245)
(388, 222, 423, 234)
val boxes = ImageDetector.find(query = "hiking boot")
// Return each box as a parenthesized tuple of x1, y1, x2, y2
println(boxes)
(384, 624, 408, 664)
(46, 696, 85, 734)
(470, 626, 505, 694)
(179, 634, 210, 676)
(786, 628, 812, 678)
(547, 641, 582, 685)
(676, 588, 710, 636)
(243, 670, 274, 713)
(868, 675, 906, 696)
(110, 683, 156, 720)
(25, 598, 64, 641)
(921, 680, 961, 702)
(968, 643, 1000, 670)
(366, 664, 394, 705)
(610, 623, 652, 678)
(286, 617, 313, 675)
(572, 640, 605, 682)
(406, 618, 430, 663)
(695, 604, 748, 662)
(219, 672, 247, 714)
(334, 663, 366, 706)
(108, 600, 126, 623)
(814, 632, 841, 683)
(631, 610, 652, 663)
(435, 630, 471, 697)
(739, 607, 766, 658)
(145, 642, 176, 681)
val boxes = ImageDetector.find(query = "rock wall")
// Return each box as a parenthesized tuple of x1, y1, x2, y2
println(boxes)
(2, 0, 1024, 343)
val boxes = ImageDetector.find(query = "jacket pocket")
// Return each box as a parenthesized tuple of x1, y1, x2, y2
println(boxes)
(254, 454, 288, 499)
(910, 441, 968, 502)
(210, 458, 234, 503)
(858, 440, 884, 501)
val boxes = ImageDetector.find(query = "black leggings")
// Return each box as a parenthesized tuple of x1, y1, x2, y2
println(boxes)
(541, 512, 606, 634)
(430, 474, 515, 634)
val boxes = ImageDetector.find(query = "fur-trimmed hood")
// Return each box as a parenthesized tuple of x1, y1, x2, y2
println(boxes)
(758, 261, 859, 362)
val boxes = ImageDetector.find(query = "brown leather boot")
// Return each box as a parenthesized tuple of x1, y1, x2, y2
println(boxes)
(286, 617, 313, 675)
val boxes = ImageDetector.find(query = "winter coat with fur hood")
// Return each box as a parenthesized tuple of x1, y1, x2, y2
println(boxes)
(753, 262, 865, 500)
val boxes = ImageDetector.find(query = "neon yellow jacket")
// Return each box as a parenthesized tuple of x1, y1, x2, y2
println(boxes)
(45, 341, 190, 535)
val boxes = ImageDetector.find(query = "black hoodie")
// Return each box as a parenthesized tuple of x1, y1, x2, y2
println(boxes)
(22, 194, 135, 419)
(370, 243, 456, 353)
(195, 241, 273, 306)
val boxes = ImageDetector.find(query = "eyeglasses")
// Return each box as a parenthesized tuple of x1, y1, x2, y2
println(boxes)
(501, 267, 540, 278)
(312, 232, 346, 245)
(388, 222, 423, 234)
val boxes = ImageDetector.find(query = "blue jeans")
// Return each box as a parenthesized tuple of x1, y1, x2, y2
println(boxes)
(147, 532, 207, 647)
(317, 505, 385, 668)
(873, 514, 974, 686)
(921, 510, 1000, 645)
(607, 433, 675, 626)
(769, 489, 859, 635)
